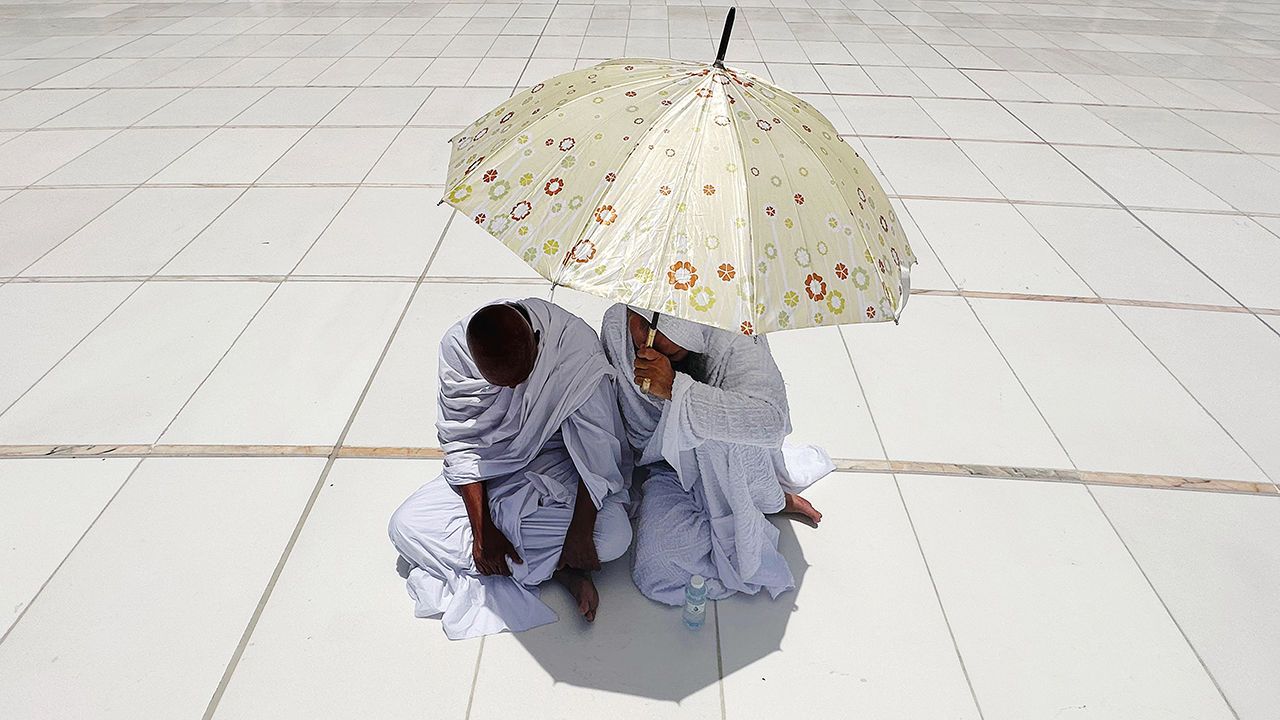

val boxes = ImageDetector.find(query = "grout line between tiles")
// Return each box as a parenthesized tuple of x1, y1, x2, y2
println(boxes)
(937, 58, 1280, 484)
(836, 165, 991, 720)
(0, 443, 1274, 495)
(1082, 485, 1243, 719)
(951, 64, 1280, 342)
(463, 636, 487, 720)
(837, 27, 1011, 720)
(198, 209, 447, 720)
(460, 21, 562, 717)
(713, 597, 727, 720)
(0, 456, 143, 647)
(892, 31, 1279, 491)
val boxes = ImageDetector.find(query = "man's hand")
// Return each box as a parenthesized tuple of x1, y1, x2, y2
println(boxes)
(473, 521, 522, 576)
(558, 525, 601, 572)
(634, 347, 675, 400)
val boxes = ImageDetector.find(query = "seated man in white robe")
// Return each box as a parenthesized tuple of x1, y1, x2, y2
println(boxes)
(388, 299, 632, 639)
(600, 304, 830, 606)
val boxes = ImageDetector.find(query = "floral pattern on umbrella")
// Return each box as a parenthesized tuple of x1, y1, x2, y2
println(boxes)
(443, 57, 916, 335)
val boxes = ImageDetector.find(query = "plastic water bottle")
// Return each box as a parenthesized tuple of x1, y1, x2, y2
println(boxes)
(682, 574, 707, 630)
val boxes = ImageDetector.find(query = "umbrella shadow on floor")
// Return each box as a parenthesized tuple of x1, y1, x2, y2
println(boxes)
(512, 518, 808, 702)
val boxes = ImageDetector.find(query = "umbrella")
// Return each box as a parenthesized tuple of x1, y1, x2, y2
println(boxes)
(441, 7, 915, 338)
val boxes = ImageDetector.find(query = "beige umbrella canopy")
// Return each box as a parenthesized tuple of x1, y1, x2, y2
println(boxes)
(442, 8, 915, 336)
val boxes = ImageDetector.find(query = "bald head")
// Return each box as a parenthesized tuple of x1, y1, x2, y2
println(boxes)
(467, 303, 538, 388)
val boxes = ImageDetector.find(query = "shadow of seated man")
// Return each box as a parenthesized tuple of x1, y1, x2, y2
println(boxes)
(388, 299, 633, 640)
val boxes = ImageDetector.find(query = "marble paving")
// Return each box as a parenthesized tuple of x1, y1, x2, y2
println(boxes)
(1, 0, 1278, 718)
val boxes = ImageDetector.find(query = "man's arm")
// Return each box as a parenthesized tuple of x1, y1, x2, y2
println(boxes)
(634, 346, 789, 448)
(461, 482, 522, 576)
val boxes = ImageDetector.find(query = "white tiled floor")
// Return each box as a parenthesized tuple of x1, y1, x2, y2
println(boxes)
(2, 1, 1278, 718)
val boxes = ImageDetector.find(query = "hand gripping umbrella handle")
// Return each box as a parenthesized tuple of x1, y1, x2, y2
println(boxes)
(641, 311, 659, 394)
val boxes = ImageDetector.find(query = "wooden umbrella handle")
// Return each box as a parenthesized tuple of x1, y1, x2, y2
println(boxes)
(641, 312, 659, 394)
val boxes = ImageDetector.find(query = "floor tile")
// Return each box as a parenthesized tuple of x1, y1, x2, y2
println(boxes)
(0, 282, 273, 444)
(957, 141, 1114, 204)
(1092, 485, 1280, 719)
(1114, 306, 1280, 480)
(905, 199, 1093, 296)
(1002, 101, 1137, 146)
(1153, 150, 1280, 214)
(768, 326, 884, 460)
(720, 473, 979, 719)
(0, 128, 113, 185)
(35, 127, 210, 185)
(0, 88, 100, 129)
(319, 87, 430, 126)
(295, 188, 451, 277)
(835, 95, 943, 137)
(859, 138, 1000, 199)
(0, 187, 128, 276)
(161, 281, 413, 446)
(0, 458, 323, 720)
(899, 474, 1236, 720)
(259, 127, 397, 184)
(151, 127, 306, 184)
(862, 205, 931, 286)
(38, 87, 182, 128)
(842, 296, 1071, 469)
(134, 87, 269, 127)
(410, 86, 512, 127)
(365, 126, 453, 184)
(1178, 110, 1280, 154)
(1135, 211, 1280, 309)
(25, 187, 241, 277)
(1017, 204, 1234, 305)
(0, 458, 138, 633)
(426, 213, 543, 279)
(211, 459, 482, 719)
(0, 281, 138, 408)
(915, 98, 1039, 142)
(162, 187, 351, 276)
(969, 298, 1265, 481)
(912, 67, 986, 98)
(1086, 105, 1235, 152)
(226, 86, 349, 126)
(863, 66, 934, 97)
(1009, 71, 1099, 103)
(344, 282, 528, 447)
(962, 69, 1045, 101)
(1055, 145, 1231, 210)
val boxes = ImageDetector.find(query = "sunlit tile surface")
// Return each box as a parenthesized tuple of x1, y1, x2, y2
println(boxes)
(1, 1, 1277, 718)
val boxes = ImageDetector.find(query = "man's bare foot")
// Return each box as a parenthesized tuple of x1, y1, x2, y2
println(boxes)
(553, 568, 600, 622)
(781, 492, 823, 526)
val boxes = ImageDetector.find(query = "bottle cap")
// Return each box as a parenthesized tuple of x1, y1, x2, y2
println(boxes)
(690, 574, 705, 589)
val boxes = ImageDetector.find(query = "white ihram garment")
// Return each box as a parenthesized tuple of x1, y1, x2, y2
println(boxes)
(601, 304, 833, 606)
(389, 298, 632, 640)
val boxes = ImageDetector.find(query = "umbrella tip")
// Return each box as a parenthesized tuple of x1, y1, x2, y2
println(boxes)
(713, 7, 736, 69)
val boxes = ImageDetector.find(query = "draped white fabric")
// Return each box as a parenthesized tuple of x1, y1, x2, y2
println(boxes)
(389, 298, 633, 639)
(601, 303, 833, 606)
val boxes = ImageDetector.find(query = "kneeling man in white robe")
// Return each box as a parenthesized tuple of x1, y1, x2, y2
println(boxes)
(389, 299, 632, 639)
(601, 304, 831, 606)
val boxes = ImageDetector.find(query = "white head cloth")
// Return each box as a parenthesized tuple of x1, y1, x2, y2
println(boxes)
(437, 297, 615, 487)
(626, 305, 711, 354)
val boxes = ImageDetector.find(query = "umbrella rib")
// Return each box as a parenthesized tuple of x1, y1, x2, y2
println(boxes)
(552, 64, 712, 293)
(722, 73, 761, 330)
(446, 60, 694, 199)
(736, 81, 827, 324)
(752, 86, 901, 318)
